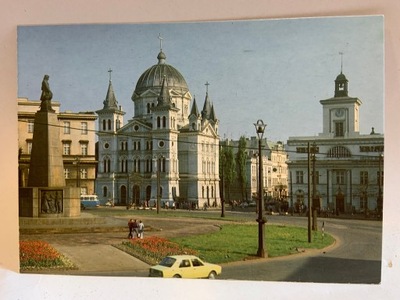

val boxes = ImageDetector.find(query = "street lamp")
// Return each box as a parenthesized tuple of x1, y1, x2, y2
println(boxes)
(156, 155, 164, 214)
(220, 144, 225, 218)
(254, 119, 267, 258)
(73, 157, 81, 188)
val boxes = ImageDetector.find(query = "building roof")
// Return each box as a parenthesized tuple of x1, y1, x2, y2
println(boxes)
(134, 50, 189, 95)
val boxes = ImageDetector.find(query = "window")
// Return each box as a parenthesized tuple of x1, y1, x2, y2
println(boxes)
(63, 143, 71, 155)
(81, 143, 88, 156)
(102, 120, 106, 131)
(80, 187, 88, 195)
(108, 119, 112, 130)
(103, 186, 108, 197)
(162, 116, 166, 128)
(360, 171, 368, 185)
(63, 121, 70, 134)
(296, 171, 304, 184)
(157, 117, 161, 128)
(103, 158, 111, 173)
(335, 122, 344, 137)
(191, 259, 204, 267)
(121, 141, 128, 150)
(121, 159, 128, 173)
(28, 120, 34, 133)
(27, 141, 32, 154)
(81, 169, 87, 179)
(179, 260, 190, 268)
(81, 122, 88, 135)
(327, 146, 351, 158)
(336, 170, 345, 185)
(64, 168, 70, 179)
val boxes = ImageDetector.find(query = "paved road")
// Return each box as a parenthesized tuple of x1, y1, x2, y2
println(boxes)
(20, 212, 382, 283)
(219, 215, 382, 283)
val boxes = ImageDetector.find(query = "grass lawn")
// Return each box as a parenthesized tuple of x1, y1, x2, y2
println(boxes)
(170, 223, 334, 264)
(118, 223, 334, 265)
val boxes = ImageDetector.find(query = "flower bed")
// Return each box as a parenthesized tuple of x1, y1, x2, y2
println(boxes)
(20, 240, 75, 270)
(115, 236, 198, 265)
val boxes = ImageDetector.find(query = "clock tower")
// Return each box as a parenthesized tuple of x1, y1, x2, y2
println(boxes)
(319, 71, 362, 138)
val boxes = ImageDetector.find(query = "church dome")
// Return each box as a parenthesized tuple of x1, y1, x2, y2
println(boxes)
(134, 51, 189, 95)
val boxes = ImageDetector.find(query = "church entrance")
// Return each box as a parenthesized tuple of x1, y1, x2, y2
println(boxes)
(132, 185, 140, 206)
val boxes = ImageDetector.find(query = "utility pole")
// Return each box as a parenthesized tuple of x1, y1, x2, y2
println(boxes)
(307, 142, 312, 243)
(312, 143, 318, 231)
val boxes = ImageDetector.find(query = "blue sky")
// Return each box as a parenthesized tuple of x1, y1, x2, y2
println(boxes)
(17, 16, 383, 142)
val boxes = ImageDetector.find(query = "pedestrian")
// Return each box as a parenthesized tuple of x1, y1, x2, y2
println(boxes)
(138, 220, 144, 239)
(128, 219, 134, 239)
(132, 219, 138, 238)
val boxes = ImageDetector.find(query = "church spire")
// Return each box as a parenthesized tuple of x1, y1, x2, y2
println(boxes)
(190, 97, 200, 117)
(103, 69, 119, 109)
(201, 82, 212, 119)
(157, 75, 170, 106)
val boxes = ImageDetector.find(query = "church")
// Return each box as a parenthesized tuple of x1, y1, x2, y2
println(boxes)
(95, 45, 221, 209)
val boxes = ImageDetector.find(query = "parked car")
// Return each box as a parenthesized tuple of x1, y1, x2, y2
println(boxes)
(149, 255, 222, 279)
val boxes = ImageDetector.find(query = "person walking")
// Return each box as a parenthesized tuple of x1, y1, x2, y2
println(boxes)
(132, 219, 138, 238)
(138, 220, 144, 239)
(128, 219, 134, 239)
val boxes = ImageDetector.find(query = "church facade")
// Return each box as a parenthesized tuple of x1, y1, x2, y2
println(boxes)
(286, 70, 384, 216)
(95, 48, 220, 208)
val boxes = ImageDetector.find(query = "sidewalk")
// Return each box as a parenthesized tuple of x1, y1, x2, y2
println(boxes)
(19, 215, 224, 275)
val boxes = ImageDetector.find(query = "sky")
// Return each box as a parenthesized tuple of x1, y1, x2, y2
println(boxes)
(17, 16, 384, 142)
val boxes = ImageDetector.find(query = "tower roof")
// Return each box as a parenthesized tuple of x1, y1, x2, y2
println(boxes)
(102, 80, 119, 109)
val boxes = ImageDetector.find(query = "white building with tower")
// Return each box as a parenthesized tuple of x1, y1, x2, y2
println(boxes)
(286, 67, 383, 216)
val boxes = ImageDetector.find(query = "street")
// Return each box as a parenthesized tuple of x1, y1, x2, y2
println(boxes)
(20, 211, 382, 283)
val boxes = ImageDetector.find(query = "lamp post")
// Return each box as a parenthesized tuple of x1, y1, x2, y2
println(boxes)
(73, 157, 81, 188)
(156, 155, 164, 214)
(254, 119, 267, 258)
(111, 172, 115, 206)
(220, 144, 225, 217)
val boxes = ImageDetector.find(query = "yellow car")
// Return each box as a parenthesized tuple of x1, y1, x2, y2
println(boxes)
(149, 255, 222, 279)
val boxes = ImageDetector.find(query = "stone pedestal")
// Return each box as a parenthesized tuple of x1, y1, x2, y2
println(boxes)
(19, 104, 81, 218)
(19, 187, 80, 217)
(28, 111, 65, 187)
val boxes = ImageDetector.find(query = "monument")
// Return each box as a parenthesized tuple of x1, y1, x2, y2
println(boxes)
(19, 75, 81, 218)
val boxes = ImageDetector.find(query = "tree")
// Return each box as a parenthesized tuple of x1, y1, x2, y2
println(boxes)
(236, 136, 248, 202)
(220, 143, 236, 204)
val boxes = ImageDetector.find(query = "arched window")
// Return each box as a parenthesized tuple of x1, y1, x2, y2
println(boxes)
(103, 157, 111, 173)
(157, 117, 161, 128)
(108, 119, 112, 130)
(163, 116, 167, 128)
(102, 119, 106, 131)
(147, 103, 151, 114)
(103, 186, 108, 197)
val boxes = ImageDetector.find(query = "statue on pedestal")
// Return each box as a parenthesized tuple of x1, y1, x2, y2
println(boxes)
(40, 74, 54, 112)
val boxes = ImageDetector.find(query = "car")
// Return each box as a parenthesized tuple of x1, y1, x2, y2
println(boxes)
(149, 255, 222, 279)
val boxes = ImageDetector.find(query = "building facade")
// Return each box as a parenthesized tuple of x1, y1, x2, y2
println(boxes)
(95, 48, 220, 208)
(18, 97, 98, 195)
(286, 71, 384, 215)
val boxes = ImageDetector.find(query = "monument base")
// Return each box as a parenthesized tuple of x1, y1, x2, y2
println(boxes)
(19, 187, 81, 218)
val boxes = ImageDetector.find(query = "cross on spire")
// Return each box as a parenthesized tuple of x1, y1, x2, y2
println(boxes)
(205, 81, 210, 94)
(158, 33, 163, 51)
(108, 68, 113, 81)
